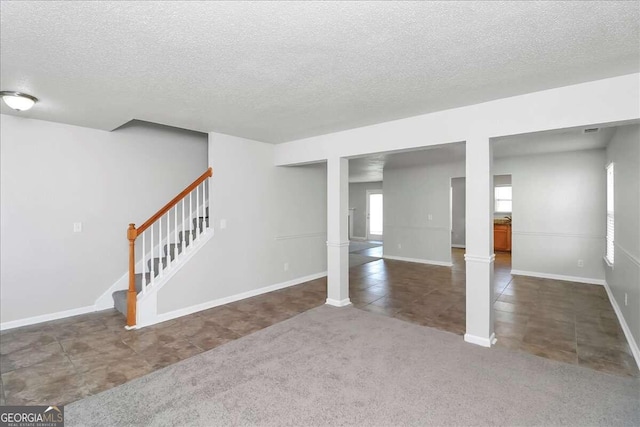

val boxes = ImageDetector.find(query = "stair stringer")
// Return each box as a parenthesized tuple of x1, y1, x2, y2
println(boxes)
(134, 230, 214, 329)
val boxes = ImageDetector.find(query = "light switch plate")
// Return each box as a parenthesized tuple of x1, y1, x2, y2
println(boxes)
(73, 222, 82, 233)
(220, 219, 227, 229)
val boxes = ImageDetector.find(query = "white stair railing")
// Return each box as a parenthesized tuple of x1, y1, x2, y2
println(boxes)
(126, 167, 212, 328)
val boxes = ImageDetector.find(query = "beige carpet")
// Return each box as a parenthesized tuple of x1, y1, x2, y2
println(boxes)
(67, 306, 640, 426)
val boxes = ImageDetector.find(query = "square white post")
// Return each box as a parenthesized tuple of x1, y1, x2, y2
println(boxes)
(326, 157, 351, 307)
(464, 136, 495, 347)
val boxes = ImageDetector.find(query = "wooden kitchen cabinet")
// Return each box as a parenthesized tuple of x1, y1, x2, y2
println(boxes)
(494, 224, 512, 252)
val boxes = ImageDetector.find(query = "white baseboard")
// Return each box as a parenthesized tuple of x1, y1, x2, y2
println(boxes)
(383, 255, 453, 267)
(603, 282, 640, 370)
(0, 305, 97, 331)
(151, 271, 328, 326)
(510, 270, 605, 286)
(451, 244, 466, 249)
(464, 333, 497, 348)
(326, 298, 352, 307)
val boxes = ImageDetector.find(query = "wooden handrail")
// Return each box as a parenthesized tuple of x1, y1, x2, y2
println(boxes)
(126, 166, 212, 328)
(136, 167, 212, 237)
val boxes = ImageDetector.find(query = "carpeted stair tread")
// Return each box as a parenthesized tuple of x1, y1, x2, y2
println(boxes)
(112, 213, 209, 319)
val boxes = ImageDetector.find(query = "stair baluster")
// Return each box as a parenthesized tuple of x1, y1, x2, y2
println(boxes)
(122, 167, 212, 328)
(196, 182, 200, 240)
(142, 229, 147, 293)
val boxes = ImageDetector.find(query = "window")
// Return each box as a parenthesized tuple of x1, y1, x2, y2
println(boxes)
(495, 186, 512, 213)
(606, 163, 614, 265)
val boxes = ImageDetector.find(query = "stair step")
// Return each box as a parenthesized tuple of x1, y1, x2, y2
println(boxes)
(134, 273, 151, 293)
(164, 243, 184, 259)
(147, 257, 169, 275)
(113, 290, 127, 317)
(192, 216, 209, 232)
(179, 230, 198, 245)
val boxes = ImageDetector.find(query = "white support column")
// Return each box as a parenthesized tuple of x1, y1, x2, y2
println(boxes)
(464, 136, 496, 347)
(326, 157, 351, 307)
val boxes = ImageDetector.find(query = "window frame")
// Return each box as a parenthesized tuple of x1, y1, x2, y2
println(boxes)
(605, 162, 615, 266)
(494, 185, 513, 214)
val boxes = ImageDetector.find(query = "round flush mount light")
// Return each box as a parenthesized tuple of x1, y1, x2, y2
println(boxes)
(0, 91, 38, 111)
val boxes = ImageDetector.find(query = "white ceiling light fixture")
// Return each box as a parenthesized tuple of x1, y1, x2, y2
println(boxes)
(0, 91, 38, 111)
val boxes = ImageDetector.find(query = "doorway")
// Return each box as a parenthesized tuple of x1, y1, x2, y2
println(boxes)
(366, 189, 383, 241)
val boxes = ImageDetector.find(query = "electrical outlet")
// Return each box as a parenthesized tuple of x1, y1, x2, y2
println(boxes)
(577, 259, 584, 268)
(284, 262, 289, 272)
(625, 293, 628, 306)
(73, 222, 82, 233)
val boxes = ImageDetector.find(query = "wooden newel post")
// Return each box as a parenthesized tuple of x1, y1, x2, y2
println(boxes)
(127, 223, 137, 328)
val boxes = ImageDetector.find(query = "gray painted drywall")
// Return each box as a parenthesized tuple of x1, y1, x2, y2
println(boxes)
(0, 115, 207, 323)
(384, 149, 606, 281)
(451, 177, 466, 247)
(156, 132, 327, 314)
(384, 161, 464, 263)
(605, 124, 640, 345)
(494, 149, 606, 280)
(349, 182, 382, 239)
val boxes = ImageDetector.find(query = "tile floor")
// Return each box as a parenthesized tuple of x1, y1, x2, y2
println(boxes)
(351, 248, 638, 377)
(1, 247, 636, 406)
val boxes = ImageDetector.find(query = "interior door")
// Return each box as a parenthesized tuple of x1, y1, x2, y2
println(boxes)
(366, 190, 383, 241)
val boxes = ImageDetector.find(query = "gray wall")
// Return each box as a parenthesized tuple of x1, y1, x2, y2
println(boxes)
(451, 177, 466, 247)
(384, 161, 464, 263)
(495, 149, 606, 281)
(0, 115, 208, 323)
(157, 132, 327, 314)
(383, 149, 606, 281)
(605, 124, 640, 345)
(349, 181, 382, 239)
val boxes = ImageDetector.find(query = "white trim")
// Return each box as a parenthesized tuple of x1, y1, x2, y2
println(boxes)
(510, 269, 605, 286)
(148, 271, 328, 327)
(603, 255, 614, 269)
(615, 242, 640, 267)
(325, 298, 352, 307)
(386, 225, 450, 231)
(382, 255, 453, 267)
(464, 333, 497, 348)
(274, 231, 326, 241)
(451, 244, 466, 249)
(464, 254, 496, 264)
(326, 241, 350, 247)
(137, 231, 214, 303)
(603, 281, 640, 369)
(0, 305, 97, 331)
(512, 230, 603, 239)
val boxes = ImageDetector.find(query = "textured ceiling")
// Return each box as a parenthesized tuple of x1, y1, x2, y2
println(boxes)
(1, 1, 638, 143)
(349, 126, 619, 182)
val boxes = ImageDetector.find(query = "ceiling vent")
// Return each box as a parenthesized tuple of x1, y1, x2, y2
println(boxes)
(583, 127, 600, 134)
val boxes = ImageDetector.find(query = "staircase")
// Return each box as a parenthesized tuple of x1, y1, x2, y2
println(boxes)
(112, 211, 209, 317)
(113, 167, 213, 328)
